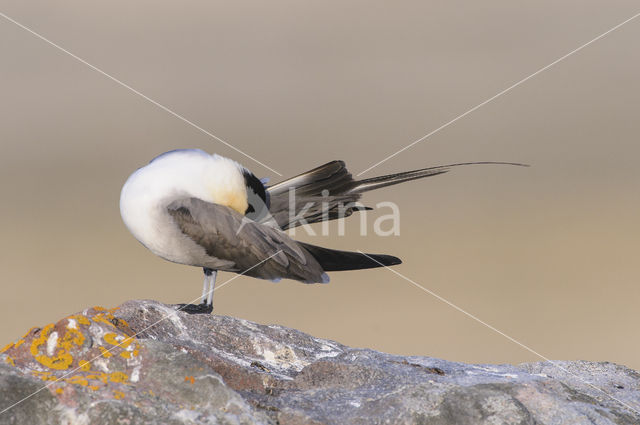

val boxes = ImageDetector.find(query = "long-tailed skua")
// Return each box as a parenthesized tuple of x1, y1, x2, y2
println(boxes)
(120, 149, 524, 313)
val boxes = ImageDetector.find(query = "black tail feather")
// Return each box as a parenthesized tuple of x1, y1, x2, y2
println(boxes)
(300, 242, 401, 271)
(267, 160, 528, 230)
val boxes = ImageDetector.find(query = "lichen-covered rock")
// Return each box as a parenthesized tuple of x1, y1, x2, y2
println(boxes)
(1, 299, 639, 425)
(0, 304, 268, 424)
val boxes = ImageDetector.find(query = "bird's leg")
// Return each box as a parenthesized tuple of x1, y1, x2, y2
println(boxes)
(173, 268, 215, 314)
(201, 271, 210, 304)
(205, 269, 217, 307)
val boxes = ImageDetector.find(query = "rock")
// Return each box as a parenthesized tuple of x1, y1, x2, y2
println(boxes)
(0, 300, 638, 425)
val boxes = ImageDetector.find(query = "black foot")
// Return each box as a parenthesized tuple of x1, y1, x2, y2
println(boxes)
(173, 301, 213, 315)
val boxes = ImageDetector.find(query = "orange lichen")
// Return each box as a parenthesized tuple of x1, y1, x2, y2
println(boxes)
(9, 308, 139, 392)
(35, 351, 70, 370)
(103, 333, 119, 346)
(98, 346, 113, 358)
(93, 306, 106, 312)
(109, 371, 129, 383)
(30, 325, 68, 370)
(92, 312, 117, 328)
(1, 343, 13, 353)
(86, 372, 108, 384)
(122, 337, 135, 349)
(113, 390, 125, 399)
(103, 333, 133, 349)
(31, 324, 86, 370)
(115, 318, 129, 327)
(32, 371, 56, 381)
(61, 328, 85, 347)
(184, 376, 195, 384)
(29, 324, 52, 357)
(66, 375, 89, 386)
(69, 314, 91, 326)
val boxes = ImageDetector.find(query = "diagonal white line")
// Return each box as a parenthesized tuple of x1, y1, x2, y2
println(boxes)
(0, 11, 283, 176)
(0, 250, 282, 416)
(357, 11, 640, 176)
(357, 250, 640, 416)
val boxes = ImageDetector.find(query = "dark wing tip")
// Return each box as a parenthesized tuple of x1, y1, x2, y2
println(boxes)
(367, 253, 402, 267)
(299, 242, 402, 272)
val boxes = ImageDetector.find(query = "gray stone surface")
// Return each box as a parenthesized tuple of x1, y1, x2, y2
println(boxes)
(1, 299, 638, 424)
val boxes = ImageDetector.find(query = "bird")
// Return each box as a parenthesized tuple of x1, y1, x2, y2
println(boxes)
(120, 149, 525, 314)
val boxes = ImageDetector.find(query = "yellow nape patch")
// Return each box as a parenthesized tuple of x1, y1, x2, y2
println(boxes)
(212, 187, 248, 215)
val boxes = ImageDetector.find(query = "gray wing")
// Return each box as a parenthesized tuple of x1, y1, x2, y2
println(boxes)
(167, 198, 327, 283)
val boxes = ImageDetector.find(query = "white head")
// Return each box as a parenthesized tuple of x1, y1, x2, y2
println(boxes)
(119, 150, 252, 260)
(120, 149, 250, 215)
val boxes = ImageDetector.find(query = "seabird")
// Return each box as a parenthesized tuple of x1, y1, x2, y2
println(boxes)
(120, 149, 524, 313)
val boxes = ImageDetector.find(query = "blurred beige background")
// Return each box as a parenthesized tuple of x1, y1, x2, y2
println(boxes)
(1, 1, 639, 370)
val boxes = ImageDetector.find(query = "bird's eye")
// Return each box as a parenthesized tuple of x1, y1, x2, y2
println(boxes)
(245, 204, 255, 214)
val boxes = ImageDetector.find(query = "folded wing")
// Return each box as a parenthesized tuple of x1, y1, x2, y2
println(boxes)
(168, 197, 406, 282)
(167, 198, 326, 282)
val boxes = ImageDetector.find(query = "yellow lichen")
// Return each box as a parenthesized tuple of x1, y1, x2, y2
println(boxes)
(113, 390, 125, 399)
(30, 324, 54, 356)
(55, 387, 64, 394)
(115, 318, 129, 327)
(103, 333, 117, 345)
(62, 327, 85, 347)
(92, 313, 117, 328)
(109, 371, 129, 383)
(32, 371, 56, 381)
(5, 356, 15, 366)
(98, 346, 113, 358)
(30, 323, 86, 371)
(88, 385, 100, 391)
(31, 325, 69, 370)
(0, 343, 13, 353)
(71, 315, 91, 326)
(66, 375, 88, 386)
(87, 372, 108, 384)
(39, 355, 68, 369)
(103, 333, 121, 346)
(119, 351, 131, 359)
(79, 360, 91, 371)
(13, 339, 25, 349)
